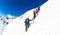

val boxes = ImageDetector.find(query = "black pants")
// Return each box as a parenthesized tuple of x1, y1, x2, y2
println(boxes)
(25, 23, 30, 32)
(25, 23, 30, 28)
(33, 14, 36, 19)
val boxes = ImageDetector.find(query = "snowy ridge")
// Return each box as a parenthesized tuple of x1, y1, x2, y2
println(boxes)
(2, 0, 60, 35)
(2, 1, 49, 35)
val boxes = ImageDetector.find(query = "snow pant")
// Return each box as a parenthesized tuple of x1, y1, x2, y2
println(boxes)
(25, 23, 30, 32)
(33, 13, 36, 19)
(25, 23, 30, 28)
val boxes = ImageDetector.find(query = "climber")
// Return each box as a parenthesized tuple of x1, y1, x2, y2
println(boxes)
(24, 18, 32, 32)
(33, 6, 40, 20)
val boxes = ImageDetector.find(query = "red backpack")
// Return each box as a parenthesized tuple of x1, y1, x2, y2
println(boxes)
(33, 10, 38, 14)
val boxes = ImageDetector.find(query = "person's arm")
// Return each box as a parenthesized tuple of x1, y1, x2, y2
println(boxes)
(29, 19, 33, 21)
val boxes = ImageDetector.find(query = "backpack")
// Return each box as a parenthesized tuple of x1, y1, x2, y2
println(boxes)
(24, 19, 28, 23)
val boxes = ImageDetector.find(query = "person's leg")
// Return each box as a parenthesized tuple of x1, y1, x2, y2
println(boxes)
(25, 24, 27, 32)
(26, 26, 27, 32)
(27, 24, 30, 28)
(33, 13, 36, 20)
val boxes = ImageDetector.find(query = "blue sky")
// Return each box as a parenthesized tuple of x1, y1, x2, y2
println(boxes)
(0, 0, 47, 16)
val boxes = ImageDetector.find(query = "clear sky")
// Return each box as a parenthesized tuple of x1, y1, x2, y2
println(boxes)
(0, 0, 47, 16)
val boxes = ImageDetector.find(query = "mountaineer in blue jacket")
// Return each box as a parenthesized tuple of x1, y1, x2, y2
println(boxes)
(24, 18, 32, 32)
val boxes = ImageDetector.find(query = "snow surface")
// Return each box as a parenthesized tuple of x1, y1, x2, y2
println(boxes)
(2, 0, 60, 35)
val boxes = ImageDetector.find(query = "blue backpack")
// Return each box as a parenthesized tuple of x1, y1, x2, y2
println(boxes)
(24, 19, 28, 23)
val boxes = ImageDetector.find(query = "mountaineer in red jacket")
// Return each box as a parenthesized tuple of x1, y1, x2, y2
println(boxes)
(33, 6, 40, 19)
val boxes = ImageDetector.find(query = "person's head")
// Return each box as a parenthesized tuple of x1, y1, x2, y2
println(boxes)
(38, 6, 40, 10)
(26, 18, 29, 20)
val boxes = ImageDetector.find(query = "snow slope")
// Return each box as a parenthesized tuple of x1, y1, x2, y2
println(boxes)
(2, 8, 35, 35)
(2, 0, 60, 35)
